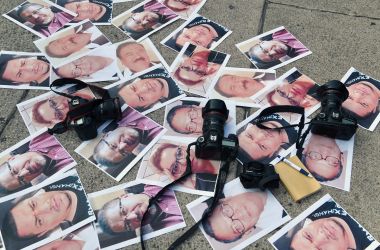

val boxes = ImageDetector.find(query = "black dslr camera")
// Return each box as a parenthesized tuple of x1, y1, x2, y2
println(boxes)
(311, 80, 358, 140)
(68, 97, 122, 141)
(195, 99, 239, 161)
(48, 78, 122, 141)
(239, 161, 280, 190)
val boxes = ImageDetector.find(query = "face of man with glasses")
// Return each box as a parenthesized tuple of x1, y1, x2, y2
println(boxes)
(56, 56, 113, 78)
(122, 11, 160, 33)
(303, 134, 344, 181)
(206, 192, 267, 242)
(164, 0, 202, 11)
(267, 79, 317, 107)
(249, 40, 289, 63)
(0, 152, 47, 192)
(100, 192, 150, 233)
(34, 95, 70, 125)
(94, 127, 141, 165)
(168, 105, 203, 134)
(19, 4, 55, 25)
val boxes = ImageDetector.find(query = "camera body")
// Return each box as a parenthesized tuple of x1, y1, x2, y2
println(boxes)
(310, 80, 357, 140)
(239, 161, 279, 190)
(69, 97, 122, 141)
(194, 99, 239, 161)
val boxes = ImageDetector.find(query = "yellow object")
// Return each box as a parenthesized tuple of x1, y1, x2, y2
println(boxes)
(275, 155, 321, 202)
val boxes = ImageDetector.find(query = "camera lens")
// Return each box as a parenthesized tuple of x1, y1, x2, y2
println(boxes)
(317, 80, 349, 120)
(202, 99, 229, 139)
(93, 98, 122, 121)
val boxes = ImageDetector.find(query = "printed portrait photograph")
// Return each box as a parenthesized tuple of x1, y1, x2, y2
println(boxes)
(88, 181, 185, 249)
(207, 67, 276, 107)
(158, 0, 206, 19)
(112, 0, 179, 42)
(56, 0, 114, 25)
(115, 38, 170, 78)
(170, 43, 230, 96)
(0, 170, 95, 250)
(187, 178, 291, 250)
(51, 44, 123, 83)
(0, 51, 51, 90)
(236, 26, 312, 70)
(75, 106, 166, 181)
(3, 0, 76, 38)
(0, 130, 76, 200)
(269, 194, 380, 250)
(163, 97, 236, 139)
(17, 85, 96, 134)
(106, 65, 185, 114)
(161, 14, 232, 52)
(137, 138, 221, 196)
(34, 19, 111, 68)
(36, 223, 100, 250)
(254, 68, 321, 115)
(341, 67, 380, 131)
(236, 110, 298, 165)
(297, 131, 354, 191)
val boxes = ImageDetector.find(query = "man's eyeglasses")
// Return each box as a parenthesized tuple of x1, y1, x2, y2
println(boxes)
(128, 14, 150, 29)
(5, 161, 27, 185)
(221, 203, 245, 235)
(101, 138, 129, 157)
(305, 151, 342, 166)
(48, 98, 65, 121)
(170, 147, 185, 176)
(70, 59, 86, 78)
(275, 88, 300, 106)
(179, 65, 207, 77)
(187, 107, 200, 133)
(119, 197, 133, 231)
(258, 42, 275, 60)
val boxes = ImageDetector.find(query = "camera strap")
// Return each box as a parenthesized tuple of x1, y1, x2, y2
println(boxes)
(254, 105, 311, 158)
(139, 142, 233, 250)
(47, 78, 112, 135)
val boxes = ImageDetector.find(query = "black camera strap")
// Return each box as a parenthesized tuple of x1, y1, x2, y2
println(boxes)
(139, 142, 233, 250)
(254, 105, 311, 158)
(47, 78, 112, 135)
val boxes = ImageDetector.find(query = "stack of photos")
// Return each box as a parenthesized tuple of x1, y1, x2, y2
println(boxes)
(236, 26, 312, 70)
(207, 67, 276, 107)
(56, 0, 114, 25)
(187, 178, 291, 250)
(0, 51, 52, 90)
(341, 67, 380, 131)
(75, 106, 166, 181)
(17, 84, 96, 134)
(36, 224, 100, 250)
(136, 97, 236, 196)
(88, 181, 186, 249)
(106, 65, 185, 114)
(269, 194, 380, 250)
(50, 44, 124, 83)
(158, 0, 207, 19)
(114, 38, 170, 78)
(34, 19, 111, 68)
(236, 108, 300, 166)
(161, 14, 232, 52)
(292, 130, 355, 191)
(170, 43, 230, 96)
(0, 129, 76, 201)
(253, 68, 321, 115)
(112, 0, 180, 42)
(0, 169, 95, 250)
(3, 0, 76, 38)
